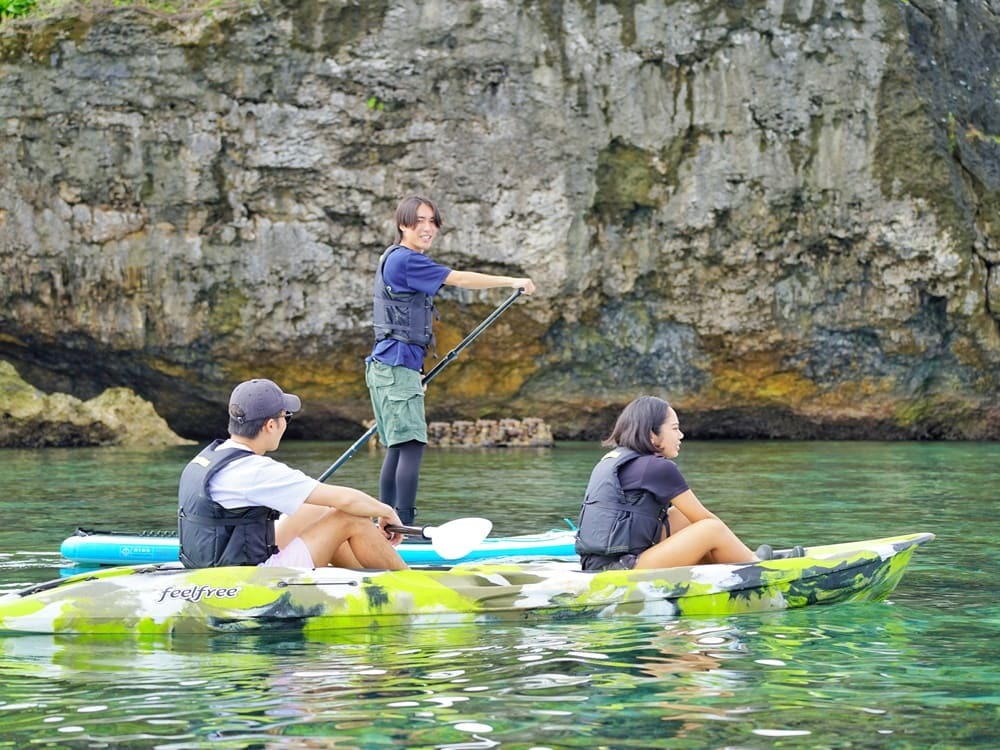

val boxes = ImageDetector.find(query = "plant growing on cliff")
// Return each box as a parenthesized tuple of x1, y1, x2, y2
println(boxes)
(0, 0, 36, 19)
(2, 0, 237, 21)
(947, 112, 1000, 156)
(965, 123, 1000, 145)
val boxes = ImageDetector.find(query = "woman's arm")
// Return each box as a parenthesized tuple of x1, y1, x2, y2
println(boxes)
(670, 489, 721, 525)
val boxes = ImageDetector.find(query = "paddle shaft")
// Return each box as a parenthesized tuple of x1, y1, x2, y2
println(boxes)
(385, 523, 429, 539)
(316, 288, 525, 482)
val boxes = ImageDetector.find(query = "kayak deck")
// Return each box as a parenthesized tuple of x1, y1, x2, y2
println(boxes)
(1, 532, 934, 635)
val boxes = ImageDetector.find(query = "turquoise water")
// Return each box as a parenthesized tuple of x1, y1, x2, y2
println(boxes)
(0, 441, 997, 748)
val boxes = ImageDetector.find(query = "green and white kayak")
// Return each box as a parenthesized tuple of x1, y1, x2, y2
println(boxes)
(0, 532, 933, 636)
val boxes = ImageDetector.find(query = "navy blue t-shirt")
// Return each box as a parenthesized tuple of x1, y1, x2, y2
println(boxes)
(617, 453, 690, 507)
(368, 246, 451, 371)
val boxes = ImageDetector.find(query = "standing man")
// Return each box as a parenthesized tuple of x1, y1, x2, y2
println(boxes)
(179, 378, 406, 570)
(366, 195, 536, 524)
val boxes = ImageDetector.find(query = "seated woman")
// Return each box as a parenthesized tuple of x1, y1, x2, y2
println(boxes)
(575, 395, 800, 571)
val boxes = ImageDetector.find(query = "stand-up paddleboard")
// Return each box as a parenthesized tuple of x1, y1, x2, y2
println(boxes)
(60, 523, 579, 566)
(5, 533, 935, 635)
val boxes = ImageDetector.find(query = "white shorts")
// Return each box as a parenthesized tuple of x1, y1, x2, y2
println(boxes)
(260, 537, 315, 569)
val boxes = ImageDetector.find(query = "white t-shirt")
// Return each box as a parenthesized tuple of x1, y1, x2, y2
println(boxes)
(207, 439, 319, 517)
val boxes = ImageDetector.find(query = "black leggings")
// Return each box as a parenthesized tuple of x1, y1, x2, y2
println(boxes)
(379, 440, 425, 525)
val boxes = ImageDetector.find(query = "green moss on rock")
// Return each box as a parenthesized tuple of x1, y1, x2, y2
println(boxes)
(0, 359, 193, 447)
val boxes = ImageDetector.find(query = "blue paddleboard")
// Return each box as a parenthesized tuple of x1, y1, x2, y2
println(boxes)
(60, 525, 578, 566)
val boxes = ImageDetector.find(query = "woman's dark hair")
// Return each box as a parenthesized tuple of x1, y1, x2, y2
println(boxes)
(603, 396, 671, 454)
(395, 195, 441, 242)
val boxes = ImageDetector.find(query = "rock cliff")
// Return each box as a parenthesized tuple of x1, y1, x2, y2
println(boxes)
(1, 0, 997, 442)
(0, 360, 192, 447)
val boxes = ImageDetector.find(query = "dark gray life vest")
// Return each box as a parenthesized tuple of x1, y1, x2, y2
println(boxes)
(372, 245, 437, 347)
(177, 440, 281, 568)
(574, 448, 669, 559)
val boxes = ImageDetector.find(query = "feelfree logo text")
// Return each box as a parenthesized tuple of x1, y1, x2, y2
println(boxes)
(156, 584, 241, 603)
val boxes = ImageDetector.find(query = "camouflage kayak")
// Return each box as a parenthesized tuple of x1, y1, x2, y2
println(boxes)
(0, 532, 933, 636)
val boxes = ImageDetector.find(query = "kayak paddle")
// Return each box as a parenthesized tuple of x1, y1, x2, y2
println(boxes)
(386, 517, 493, 560)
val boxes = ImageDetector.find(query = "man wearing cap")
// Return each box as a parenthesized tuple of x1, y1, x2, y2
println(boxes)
(178, 379, 406, 570)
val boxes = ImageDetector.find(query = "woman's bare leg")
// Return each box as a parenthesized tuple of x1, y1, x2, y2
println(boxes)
(635, 518, 755, 569)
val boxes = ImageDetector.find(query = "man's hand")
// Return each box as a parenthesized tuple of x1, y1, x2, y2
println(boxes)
(377, 509, 405, 546)
(515, 278, 536, 294)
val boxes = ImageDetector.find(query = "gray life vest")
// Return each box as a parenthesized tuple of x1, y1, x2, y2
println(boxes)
(372, 245, 437, 348)
(574, 448, 669, 558)
(177, 440, 280, 568)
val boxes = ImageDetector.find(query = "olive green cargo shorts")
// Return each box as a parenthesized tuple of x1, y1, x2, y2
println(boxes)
(365, 360, 427, 446)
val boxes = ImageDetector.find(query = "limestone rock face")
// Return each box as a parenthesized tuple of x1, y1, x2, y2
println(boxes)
(0, 361, 193, 447)
(0, 0, 997, 441)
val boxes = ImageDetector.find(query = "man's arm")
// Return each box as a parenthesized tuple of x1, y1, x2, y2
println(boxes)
(305, 483, 400, 523)
(444, 270, 536, 295)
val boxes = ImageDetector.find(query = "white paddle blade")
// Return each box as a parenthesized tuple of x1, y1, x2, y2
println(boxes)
(425, 517, 493, 560)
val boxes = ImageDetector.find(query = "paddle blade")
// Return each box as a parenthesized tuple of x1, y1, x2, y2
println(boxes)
(424, 517, 493, 560)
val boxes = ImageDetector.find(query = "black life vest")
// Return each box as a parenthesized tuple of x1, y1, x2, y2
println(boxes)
(372, 245, 437, 348)
(574, 448, 669, 559)
(177, 440, 280, 568)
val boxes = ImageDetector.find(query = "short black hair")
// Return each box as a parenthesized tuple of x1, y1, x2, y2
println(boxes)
(394, 195, 441, 242)
(228, 408, 280, 439)
(603, 396, 671, 454)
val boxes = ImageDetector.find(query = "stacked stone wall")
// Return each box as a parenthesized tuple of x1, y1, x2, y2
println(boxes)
(428, 418, 554, 447)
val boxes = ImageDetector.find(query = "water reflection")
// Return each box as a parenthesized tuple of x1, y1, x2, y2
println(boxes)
(0, 605, 944, 748)
(0, 441, 997, 747)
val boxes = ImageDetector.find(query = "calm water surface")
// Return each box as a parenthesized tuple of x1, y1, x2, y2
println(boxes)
(0, 440, 997, 748)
